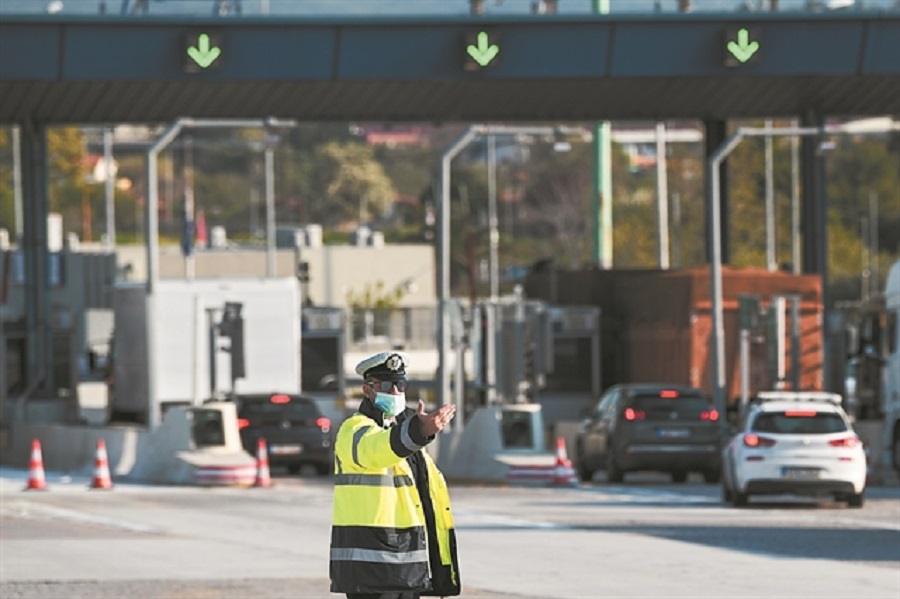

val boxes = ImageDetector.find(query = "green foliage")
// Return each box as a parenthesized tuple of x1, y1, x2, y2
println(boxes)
(345, 280, 406, 309)
(613, 201, 660, 268)
(307, 141, 397, 227)
(374, 142, 434, 199)
(0, 121, 896, 309)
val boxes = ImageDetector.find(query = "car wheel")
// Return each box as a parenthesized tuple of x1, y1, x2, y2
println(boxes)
(315, 463, 332, 476)
(287, 465, 301, 475)
(671, 470, 688, 483)
(577, 460, 594, 483)
(846, 492, 865, 508)
(605, 447, 624, 483)
(721, 480, 733, 504)
(893, 431, 900, 474)
(703, 469, 721, 484)
(576, 443, 595, 482)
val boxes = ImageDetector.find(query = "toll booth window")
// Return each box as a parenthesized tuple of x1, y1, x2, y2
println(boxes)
(543, 338, 593, 392)
(501, 411, 533, 449)
(301, 337, 340, 391)
(193, 409, 225, 447)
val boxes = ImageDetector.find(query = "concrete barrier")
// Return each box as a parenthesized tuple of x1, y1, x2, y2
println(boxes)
(854, 419, 899, 487)
(437, 404, 562, 484)
(4, 402, 255, 486)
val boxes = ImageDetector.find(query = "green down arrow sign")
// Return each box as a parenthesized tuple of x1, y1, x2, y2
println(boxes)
(725, 28, 760, 67)
(185, 33, 222, 72)
(464, 31, 500, 70)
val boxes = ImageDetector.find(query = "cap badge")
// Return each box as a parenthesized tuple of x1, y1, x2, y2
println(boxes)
(386, 355, 403, 371)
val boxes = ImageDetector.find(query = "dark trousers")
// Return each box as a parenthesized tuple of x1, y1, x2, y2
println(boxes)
(346, 593, 419, 599)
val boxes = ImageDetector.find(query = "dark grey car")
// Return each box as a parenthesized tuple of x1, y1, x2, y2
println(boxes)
(236, 393, 333, 475)
(576, 384, 722, 483)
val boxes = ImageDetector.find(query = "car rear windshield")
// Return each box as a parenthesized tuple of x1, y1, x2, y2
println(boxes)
(240, 400, 320, 422)
(752, 412, 848, 434)
(628, 394, 712, 421)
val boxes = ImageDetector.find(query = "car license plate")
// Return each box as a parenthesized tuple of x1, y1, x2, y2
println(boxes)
(270, 444, 303, 455)
(782, 467, 820, 480)
(658, 428, 690, 439)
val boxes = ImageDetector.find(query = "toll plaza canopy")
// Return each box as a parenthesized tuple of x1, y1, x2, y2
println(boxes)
(1, 12, 899, 125)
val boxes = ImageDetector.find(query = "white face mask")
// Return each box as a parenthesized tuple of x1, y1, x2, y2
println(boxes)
(374, 392, 406, 417)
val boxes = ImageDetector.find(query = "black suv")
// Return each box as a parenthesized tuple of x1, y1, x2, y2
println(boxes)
(576, 384, 721, 483)
(236, 393, 333, 475)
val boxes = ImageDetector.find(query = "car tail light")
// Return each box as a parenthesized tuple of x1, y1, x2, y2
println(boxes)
(700, 409, 719, 421)
(237, 418, 250, 430)
(828, 436, 859, 448)
(270, 394, 291, 404)
(623, 408, 646, 421)
(659, 390, 679, 398)
(743, 433, 776, 448)
(316, 417, 331, 433)
(784, 410, 816, 417)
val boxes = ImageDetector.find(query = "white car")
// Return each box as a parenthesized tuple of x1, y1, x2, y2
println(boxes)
(721, 391, 867, 508)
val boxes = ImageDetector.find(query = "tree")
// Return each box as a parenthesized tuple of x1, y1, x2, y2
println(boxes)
(47, 127, 90, 241)
(345, 280, 406, 310)
(306, 141, 397, 228)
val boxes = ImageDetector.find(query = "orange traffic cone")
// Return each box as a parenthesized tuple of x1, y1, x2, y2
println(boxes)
(25, 439, 47, 491)
(552, 437, 578, 486)
(90, 439, 113, 490)
(254, 438, 272, 488)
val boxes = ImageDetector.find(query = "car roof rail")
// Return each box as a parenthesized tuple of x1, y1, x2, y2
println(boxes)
(753, 391, 843, 406)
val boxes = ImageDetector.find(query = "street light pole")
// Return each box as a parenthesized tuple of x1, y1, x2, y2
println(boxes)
(12, 126, 23, 242)
(487, 134, 499, 299)
(439, 127, 479, 419)
(438, 124, 589, 412)
(706, 120, 898, 431)
(145, 117, 295, 427)
(593, 0, 613, 269)
(655, 122, 669, 269)
(264, 134, 276, 277)
(765, 120, 776, 271)
(103, 127, 116, 248)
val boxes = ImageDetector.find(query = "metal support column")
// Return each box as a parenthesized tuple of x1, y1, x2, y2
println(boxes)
(21, 122, 52, 398)
(800, 112, 823, 275)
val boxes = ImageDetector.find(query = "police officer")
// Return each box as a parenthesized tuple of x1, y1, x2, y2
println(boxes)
(330, 351, 461, 599)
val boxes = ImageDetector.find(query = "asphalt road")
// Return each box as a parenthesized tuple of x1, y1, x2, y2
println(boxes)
(1, 469, 898, 599)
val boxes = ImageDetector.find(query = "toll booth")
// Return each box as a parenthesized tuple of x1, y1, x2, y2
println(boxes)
(437, 403, 555, 484)
(471, 295, 601, 424)
(539, 306, 602, 423)
(110, 278, 301, 425)
(301, 306, 347, 400)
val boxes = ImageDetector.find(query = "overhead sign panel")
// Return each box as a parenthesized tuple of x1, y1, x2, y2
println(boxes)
(338, 23, 610, 79)
(1, 15, 896, 123)
(0, 24, 60, 80)
(60, 25, 334, 80)
(861, 20, 900, 74)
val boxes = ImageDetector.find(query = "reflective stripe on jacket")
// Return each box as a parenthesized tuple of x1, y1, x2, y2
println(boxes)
(329, 411, 461, 596)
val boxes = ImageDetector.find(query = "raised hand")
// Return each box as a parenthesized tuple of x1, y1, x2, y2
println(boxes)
(417, 399, 457, 437)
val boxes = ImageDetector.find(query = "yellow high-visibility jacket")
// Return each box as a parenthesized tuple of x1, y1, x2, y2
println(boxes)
(329, 406, 461, 596)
